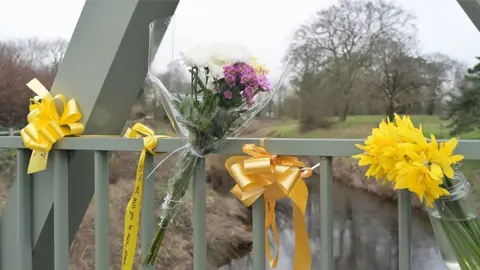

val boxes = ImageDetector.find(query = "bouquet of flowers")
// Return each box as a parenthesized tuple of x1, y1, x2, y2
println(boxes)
(353, 114, 480, 270)
(142, 43, 292, 264)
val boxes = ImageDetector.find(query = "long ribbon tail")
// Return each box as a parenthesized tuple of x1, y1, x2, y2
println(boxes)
(291, 180, 311, 270)
(121, 149, 147, 270)
(265, 200, 280, 268)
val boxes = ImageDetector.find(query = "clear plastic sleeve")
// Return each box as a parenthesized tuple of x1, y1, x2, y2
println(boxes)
(142, 19, 294, 264)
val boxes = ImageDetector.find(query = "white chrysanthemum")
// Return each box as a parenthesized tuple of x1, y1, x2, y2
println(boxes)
(207, 60, 225, 78)
(181, 45, 211, 67)
(210, 43, 255, 78)
(210, 43, 255, 65)
(181, 43, 255, 79)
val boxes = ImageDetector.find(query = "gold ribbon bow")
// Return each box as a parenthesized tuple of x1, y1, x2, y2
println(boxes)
(121, 123, 170, 270)
(225, 140, 312, 270)
(20, 79, 84, 174)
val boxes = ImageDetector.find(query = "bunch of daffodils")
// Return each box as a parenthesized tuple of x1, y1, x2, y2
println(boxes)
(353, 114, 464, 206)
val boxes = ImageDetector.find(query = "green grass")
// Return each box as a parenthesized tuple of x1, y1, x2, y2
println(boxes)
(262, 115, 480, 139)
(262, 120, 300, 137)
(259, 114, 480, 197)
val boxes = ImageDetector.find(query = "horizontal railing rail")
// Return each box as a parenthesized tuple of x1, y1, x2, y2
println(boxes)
(0, 129, 20, 136)
(1, 136, 480, 269)
(1, 136, 480, 158)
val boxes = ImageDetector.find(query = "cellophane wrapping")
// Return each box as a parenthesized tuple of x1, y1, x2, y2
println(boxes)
(142, 26, 293, 264)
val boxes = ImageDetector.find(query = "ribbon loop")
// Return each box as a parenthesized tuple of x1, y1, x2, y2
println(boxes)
(243, 158, 272, 174)
(123, 123, 170, 155)
(20, 78, 84, 174)
(226, 141, 312, 270)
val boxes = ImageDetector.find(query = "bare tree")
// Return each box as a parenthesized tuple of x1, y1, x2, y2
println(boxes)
(0, 38, 68, 127)
(423, 53, 468, 115)
(288, 0, 416, 121)
(367, 36, 428, 120)
(0, 41, 36, 126)
(45, 39, 68, 73)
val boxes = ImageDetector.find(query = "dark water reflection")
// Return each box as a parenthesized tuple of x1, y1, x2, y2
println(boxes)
(219, 182, 447, 270)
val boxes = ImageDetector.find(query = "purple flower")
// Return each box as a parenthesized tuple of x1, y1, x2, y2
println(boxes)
(223, 65, 238, 87)
(223, 90, 233, 99)
(233, 62, 259, 87)
(223, 65, 237, 75)
(240, 72, 258, 87)
(235, 62, 255, 75)
(225, 74, 236, 87)
(257, 74, 272, 91)
(243, 86, 255, 107)
(243, 85, 254, 98)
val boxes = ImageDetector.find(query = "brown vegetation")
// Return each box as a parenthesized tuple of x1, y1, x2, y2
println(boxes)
(0, 38, 66, 127)
(0, 150, 253, 270)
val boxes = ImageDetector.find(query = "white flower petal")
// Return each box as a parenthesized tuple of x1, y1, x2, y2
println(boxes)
(181, 43, 257, 83)
(181, 45, 211, 67)
(207, 61, 224, 79)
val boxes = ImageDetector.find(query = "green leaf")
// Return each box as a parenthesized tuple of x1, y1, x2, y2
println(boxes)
(193, 100, 200, 109)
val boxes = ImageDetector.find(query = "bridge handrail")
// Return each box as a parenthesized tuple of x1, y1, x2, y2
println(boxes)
(2, 136, 480, 269)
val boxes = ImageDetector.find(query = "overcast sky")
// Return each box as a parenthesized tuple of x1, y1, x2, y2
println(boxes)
(1, 0, 480, 77)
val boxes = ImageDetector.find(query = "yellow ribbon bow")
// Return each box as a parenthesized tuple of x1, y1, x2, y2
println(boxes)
(121, 123, 170, 270)
(20, 79, 84, 174)
(225, 140, 312, 270)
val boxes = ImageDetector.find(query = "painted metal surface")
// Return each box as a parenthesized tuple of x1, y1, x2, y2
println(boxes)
(0, 0, 178, 268)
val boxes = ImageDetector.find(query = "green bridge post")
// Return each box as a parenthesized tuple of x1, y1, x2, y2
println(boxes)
(0, 1, 178, 269)
(457, 0, 480, 31)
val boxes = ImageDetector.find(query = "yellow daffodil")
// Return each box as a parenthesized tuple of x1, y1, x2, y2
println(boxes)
(426, 136, 464, 179)
(353, 114, 464, 207)
(394, 114, 415, 131)
(394, 161, 449, 206)
(251, 57, 270, 74)
(394, 114, 428, 147)
(353, 119, 401, 181)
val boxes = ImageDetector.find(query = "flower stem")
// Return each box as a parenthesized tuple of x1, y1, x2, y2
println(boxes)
(435, 202, 480, 269)
(142, 154, 199, 265)
(443, 221, 471, 269)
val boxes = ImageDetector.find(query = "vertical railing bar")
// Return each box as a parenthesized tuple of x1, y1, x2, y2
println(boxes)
(53, 150, 69, 270)
(16, 149, 33, 270)
(94, 151, 110, 270)
(252, 197, 266, 270)
(141, 153, 155, 270)
(398, 189, 412, 270)
(320, 156, 333, 270)
(193, 158, 207, 270)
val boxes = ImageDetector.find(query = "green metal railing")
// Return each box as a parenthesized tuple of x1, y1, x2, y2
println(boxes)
(1, 136, 480, 269)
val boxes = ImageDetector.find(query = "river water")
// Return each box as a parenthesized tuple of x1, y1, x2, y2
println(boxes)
(218, 181, 447, 270)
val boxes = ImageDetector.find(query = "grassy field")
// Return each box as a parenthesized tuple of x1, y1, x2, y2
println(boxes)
(259, 114, 480, 200)
(261, 115, 480, 139)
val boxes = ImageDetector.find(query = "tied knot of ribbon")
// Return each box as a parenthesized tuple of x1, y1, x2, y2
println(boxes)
(20, 79, 84, 174)
(121, 123, 170, 270)
(225, 140, 312, 270)
(124, 123, 162, 154)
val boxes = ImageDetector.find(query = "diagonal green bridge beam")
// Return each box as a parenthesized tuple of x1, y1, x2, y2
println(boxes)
(457, 0, 480, 32)
(0, 0, 178, 269)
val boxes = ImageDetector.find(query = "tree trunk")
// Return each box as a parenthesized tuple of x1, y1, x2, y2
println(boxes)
(338, 100, 350, 122)
(426, 90, 437, 115)
(293, 96, 299, 119)
(268, 100, 273, 118)
(425, 101, 435, 115)
(386, 100, 396, 122)
(277, 94, 282, 119)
